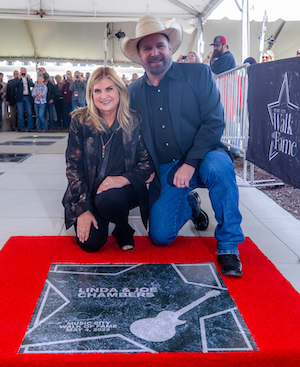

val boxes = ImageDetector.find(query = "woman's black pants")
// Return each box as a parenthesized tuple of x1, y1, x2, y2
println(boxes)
(75, 185, 139, 252)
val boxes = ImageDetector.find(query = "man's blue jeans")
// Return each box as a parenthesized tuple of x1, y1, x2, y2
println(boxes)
(63, 102, 72, 129)
(71, 100, 85, 111)
(17, 96, 33, 131)
(149, 150, 244, 255)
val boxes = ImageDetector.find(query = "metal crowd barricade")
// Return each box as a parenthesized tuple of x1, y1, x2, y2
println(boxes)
(215, 65, 283, 187)
(215, 64, 249, 183)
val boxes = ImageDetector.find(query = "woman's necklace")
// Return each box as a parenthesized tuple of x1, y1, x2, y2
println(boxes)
(100, 132, 115, 158)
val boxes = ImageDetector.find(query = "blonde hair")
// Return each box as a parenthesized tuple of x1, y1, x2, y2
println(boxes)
(72, 67, 136, 135)
(263, 50, 275, 61)
(188, 51, 200, 63)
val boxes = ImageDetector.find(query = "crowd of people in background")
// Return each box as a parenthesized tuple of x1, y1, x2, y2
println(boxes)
(0, 67, 143, 132)
(0, 41, 300, 132)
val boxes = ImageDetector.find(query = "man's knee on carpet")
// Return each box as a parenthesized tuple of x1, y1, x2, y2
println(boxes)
(149, 227, 177, 247)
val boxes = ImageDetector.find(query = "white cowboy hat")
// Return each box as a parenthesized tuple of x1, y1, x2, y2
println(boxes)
(121, 15, 183, 64)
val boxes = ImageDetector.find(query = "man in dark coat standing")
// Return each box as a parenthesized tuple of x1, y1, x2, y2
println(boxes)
(121, 15, 244, 276)
(5, 70, 19, 130)
(43, 74, 56, 130)
(14, 67, 34, 132)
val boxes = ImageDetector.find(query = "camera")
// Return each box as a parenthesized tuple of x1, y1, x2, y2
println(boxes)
(76, 75, 79, 79)
(182, 56, 187, 60)
(21, 73, 26, 76)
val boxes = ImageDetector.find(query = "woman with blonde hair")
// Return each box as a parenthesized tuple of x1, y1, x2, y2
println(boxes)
(177, 50, 200, 63)
(262, 50, 275, 62)
(63, 67, 154, 252)
(186, 50, 200, 63)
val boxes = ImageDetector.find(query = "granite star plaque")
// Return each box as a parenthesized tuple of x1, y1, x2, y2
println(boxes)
(19, 263, 258, 354)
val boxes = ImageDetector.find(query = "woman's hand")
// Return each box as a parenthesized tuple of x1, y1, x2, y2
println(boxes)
(146, 172, 155, 183)
(96, 176, 130, 194)
(77, 210, 98, 243)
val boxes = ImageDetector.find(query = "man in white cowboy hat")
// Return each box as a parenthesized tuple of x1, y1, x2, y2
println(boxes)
(121, 15, 244, 277)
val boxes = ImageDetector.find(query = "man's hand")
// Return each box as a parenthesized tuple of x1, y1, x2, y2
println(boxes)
(96, 176, 130, 194)
(173, 163, 195, 188)
(38, 67, 46, 74)
(77, 210, 98, 243)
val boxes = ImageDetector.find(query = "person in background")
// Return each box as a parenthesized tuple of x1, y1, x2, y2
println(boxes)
(262, 50, 274, 62)
(122, 74, 129, 86)
(62, 70, 73, 131)
(54, 75, 64, 129)
(209, 36, 239, 157)
(0, 73, 6, 131)
(122, 15, 244, 276)
(32, 75, 48, 132)
(14, 67, 34, 132)
(210, 36, 236, 76)
(86, 72, 91, 82)
(186, 51, 200, 63)
(0, 74, 2, 131)
(243, 57, 257, 65)
(62, 67, 154, 252)
(177, 51, 200, 63)
(69, 71, 86, 110)
(43, 74, 56, 130)
(131, 73, 139, 83)
(296, 48, 300, 57)
(5, 70, 19, 131)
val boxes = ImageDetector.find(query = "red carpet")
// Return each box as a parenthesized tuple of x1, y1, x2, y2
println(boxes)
(0, 236, 300, 366)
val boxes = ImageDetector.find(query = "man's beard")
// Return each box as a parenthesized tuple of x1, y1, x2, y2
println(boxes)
(140, 54, 172, 76)
(213, 49, 223, 58)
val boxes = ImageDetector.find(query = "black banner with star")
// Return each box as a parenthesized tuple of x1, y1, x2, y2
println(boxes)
(246, 58, 300, 188)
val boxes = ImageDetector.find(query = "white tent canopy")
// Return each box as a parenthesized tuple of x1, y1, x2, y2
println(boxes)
(209, 0, 300, 22)
(0, 0, 300, 66)
(0, 0, 224, 65)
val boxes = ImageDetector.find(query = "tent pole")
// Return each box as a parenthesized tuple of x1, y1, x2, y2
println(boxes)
(241, 0, 250, 62)
(110, 22, 114, 67)
(104, 23, 109, 67)
(197, 16, 204, 62)
(259, 11, 267, 63)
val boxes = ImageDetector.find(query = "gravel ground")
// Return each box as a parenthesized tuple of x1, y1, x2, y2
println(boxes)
(234, 156, 300, 221)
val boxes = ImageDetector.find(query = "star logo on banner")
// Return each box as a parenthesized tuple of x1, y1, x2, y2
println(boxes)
(267, 73, 299, 161)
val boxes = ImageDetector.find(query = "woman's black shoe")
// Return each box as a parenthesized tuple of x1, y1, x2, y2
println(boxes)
(112, 227, 135, 251)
